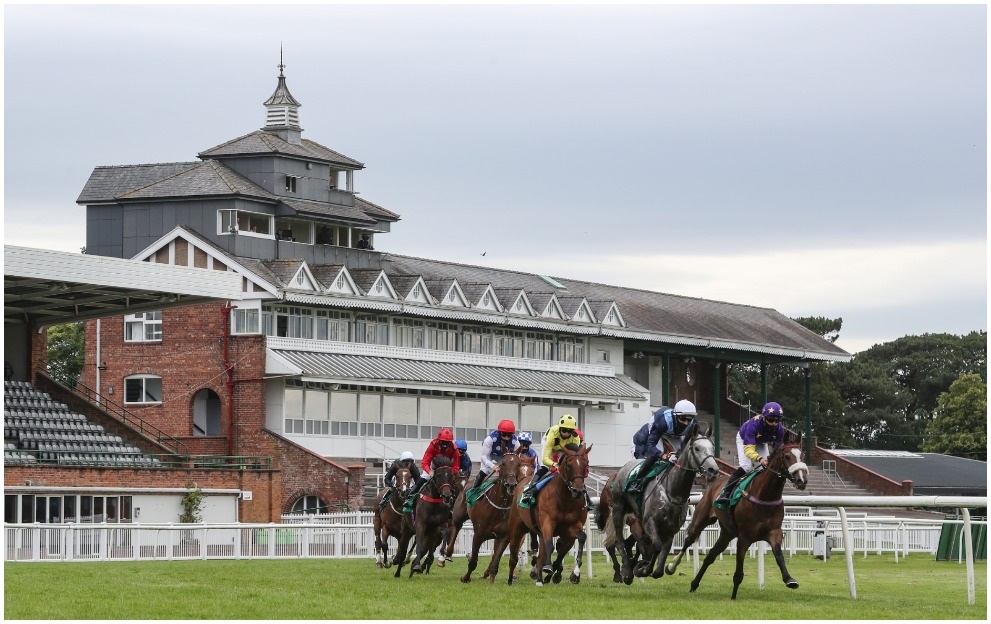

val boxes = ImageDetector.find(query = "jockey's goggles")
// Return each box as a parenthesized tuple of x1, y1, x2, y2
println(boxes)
(676, 414, 692, 423)
(438, 441, 452, 448)
(559, 428, 574, 436)
(499, 432, 513, 438)
(764, 416, 780, 424)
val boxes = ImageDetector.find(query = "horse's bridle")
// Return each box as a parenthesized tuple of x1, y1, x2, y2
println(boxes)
(763, 444, 808, 486)
(676, 433, 716, 476)
(557, 450, 588, 499)
(427, 465, 456, 506)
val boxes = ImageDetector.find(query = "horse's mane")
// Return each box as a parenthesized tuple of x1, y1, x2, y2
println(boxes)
(432, 455, 455, 469)
(563, 442, 581, 452)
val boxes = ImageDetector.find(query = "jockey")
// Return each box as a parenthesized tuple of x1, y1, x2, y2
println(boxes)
(516, 431, 538, 459)
(472, 419, 518, 489)
(632, 421, 651, 459)
(455, 439, 472, 478)
(406, 428, 461, 506)
(384, 451, 420, 489)
(520, 414, 584, 501)
(628, 399, 696, 494)
(716, 401, 786, 506)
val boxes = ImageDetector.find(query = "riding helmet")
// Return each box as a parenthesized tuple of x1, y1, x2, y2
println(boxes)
(673, 399, 697, 417)
(497, 419, 516, 434)
(762, 402, 783, 418)
(455, 439, 468, 451)
(518, 431, 533, 443)
(438, 428, 454, 442)
(399, 451, 415, 461)
(559, 414, 577, 429)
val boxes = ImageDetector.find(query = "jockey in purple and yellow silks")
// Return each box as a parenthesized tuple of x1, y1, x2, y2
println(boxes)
(716, 401, 786, 505)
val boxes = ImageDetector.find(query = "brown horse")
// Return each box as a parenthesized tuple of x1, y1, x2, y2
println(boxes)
(392, 458, 458, 578)
(506, 444, 592, 586)
(460, 452, 532, 583)
(373, 466, 413, 568)
(665, 431, 809, 598)
(436, 468, 470, 567)
(594, 470, 643, 583)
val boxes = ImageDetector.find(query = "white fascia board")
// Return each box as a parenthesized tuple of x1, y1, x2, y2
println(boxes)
(5, 245, 242, 301)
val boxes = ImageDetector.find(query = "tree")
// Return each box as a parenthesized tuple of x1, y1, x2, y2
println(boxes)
(46, 322, 85, 387)
(922, 373, 987, 461)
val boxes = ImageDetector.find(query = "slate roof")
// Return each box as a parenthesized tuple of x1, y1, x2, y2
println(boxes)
(77, 162, 200, 203)
(265, 259, 305, 285)
(381, 254, 850, 361)
(198, 130, 364, 168)
(831, 451, 987, 496)
(117, 160, 279, 202)
(270, 350, 646, 400)
(281, 197, 379, 225)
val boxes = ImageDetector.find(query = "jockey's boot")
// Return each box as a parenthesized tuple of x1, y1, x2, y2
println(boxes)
(584, 490, 594, 510)
(522, 465, 549, 501)
(628, 455, 658, 494)
(405, 476, 427, 508)
(472, 470, 487, 490)
(716, 467, 746, 506)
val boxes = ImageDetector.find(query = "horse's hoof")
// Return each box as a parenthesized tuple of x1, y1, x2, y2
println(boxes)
(460, 574, 471, 583)
(436, 559, 445, 568)
(612, 573, 623, 584)
(529, 570, 538, 580)
(623, 575, 633, 586)
(552, 572, 563, 584)
(384, 561, 392, 569)
(664, 564, 676, 575)
(786, 579, 799, 589)
(569, 573, 580, 584)
(375, 562, 383, 569)
(412, 563, 422, 574)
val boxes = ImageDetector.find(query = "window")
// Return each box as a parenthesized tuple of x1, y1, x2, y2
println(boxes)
(354, 315, 389, 345)
(219, 209, 272, 236)
(557, 336, 586, 363)
(124, 312, 162, 342)
(494, 329, 524, 358)
(461, 326, 492, 354)
(315, 310, 350, 342)
(305, 387, 329, 435)
(284, 381, 304, 434)
(232, 306, 260, 335)
(285, 175, 298, 193)
(393, 318, 425, 349)
(426, 322, 458, 351)
(275, 217, 312, 243)
(267, 306, 313, 339)
(290, 495, 327, 515)
(124, 375, 162, 404)
(524, 332, 554, 360)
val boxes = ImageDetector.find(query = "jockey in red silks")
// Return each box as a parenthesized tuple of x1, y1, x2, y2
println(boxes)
(405, 427, 461, 506)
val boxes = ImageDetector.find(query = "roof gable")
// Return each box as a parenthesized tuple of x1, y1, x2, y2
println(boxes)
(494, 287, 536, 317)
(557, 296, 597, 323)
(350, 269, 398, 300)
(462, 283, 503, 312)
(423, 279, 470, 309)
(389, 275, 434, 305)
(589, 300, 625, 327)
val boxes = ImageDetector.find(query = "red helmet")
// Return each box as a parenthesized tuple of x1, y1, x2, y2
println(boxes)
(438, 428, 454, 442)
(497, 420, 516, 434)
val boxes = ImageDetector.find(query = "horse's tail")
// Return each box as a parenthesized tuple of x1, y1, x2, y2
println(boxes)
(594, 482, 612, 530)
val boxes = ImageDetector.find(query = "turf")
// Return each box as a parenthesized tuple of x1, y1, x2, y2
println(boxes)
(4, 554, 986, 619)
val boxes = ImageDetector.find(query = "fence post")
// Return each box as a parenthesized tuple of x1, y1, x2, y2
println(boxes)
(757, 541, 765, 589)
(839, 507, 857, 599)
(962, 508, 975, 606)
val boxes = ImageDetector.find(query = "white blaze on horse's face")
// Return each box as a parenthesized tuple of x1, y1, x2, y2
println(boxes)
(786, 447, 809, 490)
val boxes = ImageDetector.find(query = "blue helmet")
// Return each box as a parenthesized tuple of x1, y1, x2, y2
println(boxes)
(455, 439, 468, 451)
(517, 432, 532, 444)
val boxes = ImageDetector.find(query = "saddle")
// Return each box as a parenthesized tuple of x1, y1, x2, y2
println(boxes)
(712, 470, 760, 511)
(517, 474, 555, 510)
(622, 459, 671, 493)
(465, 480, 496, 508)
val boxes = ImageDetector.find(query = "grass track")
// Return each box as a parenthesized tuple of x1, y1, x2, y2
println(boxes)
(4, 554, 986, 619)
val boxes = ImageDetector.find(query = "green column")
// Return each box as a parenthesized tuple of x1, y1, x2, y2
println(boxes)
(804, 365, 813, 459)
(662, 353, 671, 406)
(713, 361, 721, 458)
(760, 363, 768, 405)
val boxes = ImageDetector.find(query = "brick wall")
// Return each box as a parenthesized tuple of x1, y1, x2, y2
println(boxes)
(265, 430, 366, 512)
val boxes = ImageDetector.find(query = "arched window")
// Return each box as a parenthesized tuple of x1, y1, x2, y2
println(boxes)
(193, 388, 222, 436)
(290, 495, 328, 515)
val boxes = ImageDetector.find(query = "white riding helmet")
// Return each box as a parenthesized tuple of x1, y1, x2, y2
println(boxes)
(399, 451, 415, 461)
(673, 400, 697, 417)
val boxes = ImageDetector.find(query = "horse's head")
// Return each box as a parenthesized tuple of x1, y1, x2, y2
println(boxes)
(395, 467, 412, 497)
(499, 453, 522, 493)
(558, 443, 592, 500)
(516, 454, 536, 481)
(770, 433, 808, 491)
(680, 422, 720, 482)
(430, 459, 457, 504)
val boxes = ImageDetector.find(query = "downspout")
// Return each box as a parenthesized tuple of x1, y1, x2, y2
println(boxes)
(95, 319, 102, 403)
(222, 303, 237, 457)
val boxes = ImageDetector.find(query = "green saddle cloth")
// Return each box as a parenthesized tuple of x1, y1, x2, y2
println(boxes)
(713, 470, 760, 511)
(623, 459, 671, 491)
(377, 489, 393, 512)
(465, 481, 495, 508)
(402, 482, 426, 514)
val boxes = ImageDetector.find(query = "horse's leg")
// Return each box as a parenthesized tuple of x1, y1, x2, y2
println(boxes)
(550, 535, 576, 584)
(460, 529, 484, 583)
(486, 535, 510, 584)
(769, 528, 800, 589)
(392, 527, 412, 579)
(650, 538, 674, 579)
(610, 494, 635, 585)
(666, 517, 709, 575)
(373, 514, 384, 568)
(606, 544, 623, 583)
(535, 516, 555, 586)
(690, 529, 733, 592)
(636, 519, 662, 578)
(731, 537, 753, 600)
(569, 529, 586, 584)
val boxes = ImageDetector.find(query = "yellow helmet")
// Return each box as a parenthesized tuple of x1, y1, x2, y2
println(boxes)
(559, 414, 577, 429)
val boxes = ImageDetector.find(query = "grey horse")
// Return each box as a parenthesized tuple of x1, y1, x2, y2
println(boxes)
(608, 420, 721, 585)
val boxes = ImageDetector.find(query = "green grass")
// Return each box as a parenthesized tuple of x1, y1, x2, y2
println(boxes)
(4, 554, 986, 619)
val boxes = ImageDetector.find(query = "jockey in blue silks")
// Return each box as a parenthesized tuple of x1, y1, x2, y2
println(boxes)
(471, 419, 518, 489)
(627, 399, 696, 494)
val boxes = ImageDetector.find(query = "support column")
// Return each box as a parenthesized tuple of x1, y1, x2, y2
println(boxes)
(713, 361, 721, 458)
(760, 363, 768, 405)
(662, 353, 671, 407)
(804, 365, 813, 459)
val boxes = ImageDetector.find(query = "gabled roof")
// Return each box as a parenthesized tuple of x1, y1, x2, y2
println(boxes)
(389, 275, 435, 305)
(556, 296, 597, 323)
(381, 253, 851, 362)
(494, 287, 536, 317)
(349, 269, 397, 299)
(422, 278, 470, 309)
(355, 197, 401, 221)
(198, 130, 364, 168)
(77, 162, 199, 203)
(461, 283, 503, 312)
(281, 197, 378, 225)
(117, 160, 278, 202)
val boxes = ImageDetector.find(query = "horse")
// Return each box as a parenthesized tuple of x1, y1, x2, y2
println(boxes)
(594, 470, 643, 583)
(373, 465, 413, 568)
(665, 430, 809, 599)
(609, 421, 721, 584)
(436, 468, 470, 567)
(506, 444, 592, 586)
(459, 452, 532, 583)
(391, 457, 458, 578)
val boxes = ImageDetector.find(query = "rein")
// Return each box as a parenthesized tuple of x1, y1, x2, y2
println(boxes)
(741, 444, 805, 506)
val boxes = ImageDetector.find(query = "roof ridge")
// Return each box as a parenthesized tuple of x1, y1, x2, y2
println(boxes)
(115, 161, 210, 199)
(302, 138, 365, 167)
(93, 161, 200, 170)
(356, 196, 401, 219)
(198, 130, 263, 156)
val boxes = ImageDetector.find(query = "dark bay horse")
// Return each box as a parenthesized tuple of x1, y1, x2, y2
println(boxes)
(460, 452, 531, 583)
(610, 421, 721, 584)
(373, 466, 413, 568)
(666, 431, 809, 598)
(437, 468, 470, 567)
(507, 444, 592, 586)
(595, 470, 643, 583)
(392, 458, 457, 578)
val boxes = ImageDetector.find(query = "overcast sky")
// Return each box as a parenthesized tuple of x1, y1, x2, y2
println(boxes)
(3, 4, 986, 355)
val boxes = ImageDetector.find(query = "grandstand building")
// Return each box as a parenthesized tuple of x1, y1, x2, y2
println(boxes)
(8, 65, 850, 520)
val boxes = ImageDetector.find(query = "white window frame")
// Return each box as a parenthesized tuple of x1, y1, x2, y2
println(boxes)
(231, 301, 262, 335)
(124, 311, 162, 342)
(124, 375, 163, 405)
(218, 209, 274, 238)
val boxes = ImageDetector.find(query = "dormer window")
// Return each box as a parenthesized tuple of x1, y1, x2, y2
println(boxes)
(285, 175, 298, 193)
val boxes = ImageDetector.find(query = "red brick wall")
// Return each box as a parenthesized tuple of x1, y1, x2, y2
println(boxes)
(265, 430, 366, 512)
